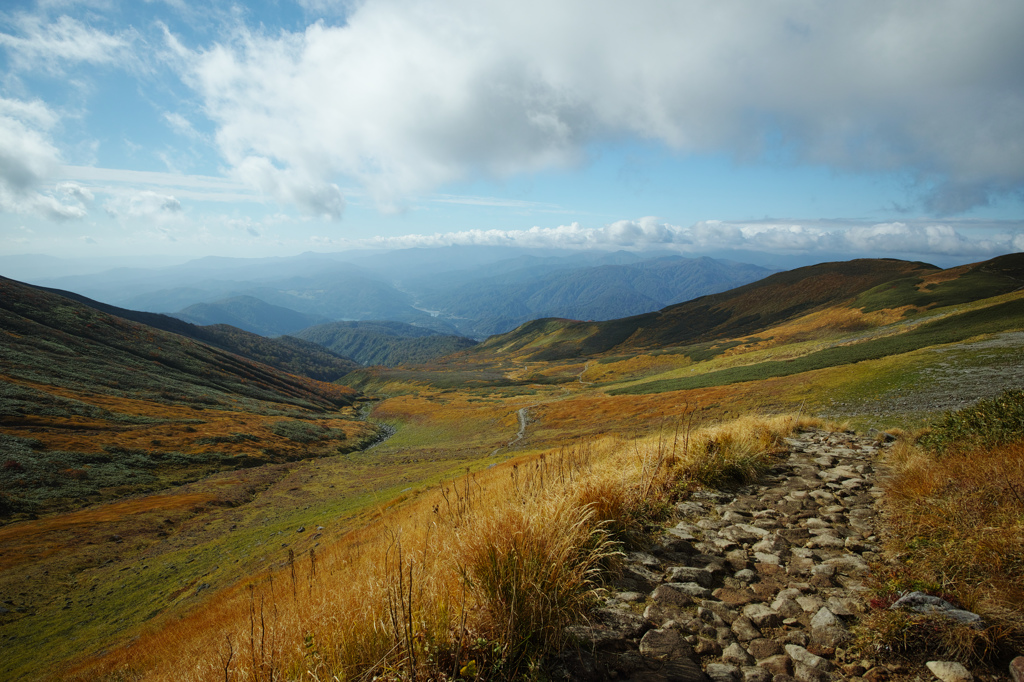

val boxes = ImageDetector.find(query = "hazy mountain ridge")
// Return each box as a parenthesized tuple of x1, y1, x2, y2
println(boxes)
(424, 256, 774, 336)
(26, 247, 775, 340)
(28, 282, 362, 382)
(172, 295, 331, 337)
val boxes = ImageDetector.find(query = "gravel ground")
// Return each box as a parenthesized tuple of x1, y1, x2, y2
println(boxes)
(823, 331, 1024, 419)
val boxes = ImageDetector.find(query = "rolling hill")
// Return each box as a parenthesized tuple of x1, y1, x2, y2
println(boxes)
(469, 258, 945, 361)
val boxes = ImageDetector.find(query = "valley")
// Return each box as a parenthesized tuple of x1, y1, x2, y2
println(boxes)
(1, 254, 1023, 680)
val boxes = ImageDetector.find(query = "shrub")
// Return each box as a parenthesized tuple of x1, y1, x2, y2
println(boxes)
(456, 498, 619, 676)
(917, 389, 1024, 453)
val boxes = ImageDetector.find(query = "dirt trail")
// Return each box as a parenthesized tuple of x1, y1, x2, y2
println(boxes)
(490, 407, 531, 456)
(552, 429, 985, 681)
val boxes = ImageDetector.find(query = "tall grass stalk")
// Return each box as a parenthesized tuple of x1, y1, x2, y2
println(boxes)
(71, 413, 812, 681)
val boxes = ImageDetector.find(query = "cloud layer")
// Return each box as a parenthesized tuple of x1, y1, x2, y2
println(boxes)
(361, 217, 1024, 261)
(188, 0, 1024, 213)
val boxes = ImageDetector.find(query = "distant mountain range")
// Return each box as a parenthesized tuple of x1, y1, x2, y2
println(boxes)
(25, 247, 776, 340)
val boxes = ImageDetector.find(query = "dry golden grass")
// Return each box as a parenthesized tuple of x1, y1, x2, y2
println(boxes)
(70, 413, 816, 681)
(863, 436, 1024, 665)
(734, 305, 910, 351)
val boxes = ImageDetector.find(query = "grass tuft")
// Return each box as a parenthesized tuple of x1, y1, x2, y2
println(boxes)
(867, 393, 1024, 667)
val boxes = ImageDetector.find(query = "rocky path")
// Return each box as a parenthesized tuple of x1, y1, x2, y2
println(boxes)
(557, 428, 904, 682)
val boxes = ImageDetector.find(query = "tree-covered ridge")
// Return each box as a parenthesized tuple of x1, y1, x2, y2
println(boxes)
(293, 320, 478, 367)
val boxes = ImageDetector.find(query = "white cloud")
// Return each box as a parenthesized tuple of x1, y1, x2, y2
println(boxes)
(103, 189, 183, 219)
(233, 156, 344, 218)
(0, 97, 93, 220)
(162, 112, 201, 141)
(363, 217, 1024, 261)
(57, 165, 259, 203)
(56, 181, 93, 204)
(178, 0, 1024, 215)
(0, 13, 134, 73)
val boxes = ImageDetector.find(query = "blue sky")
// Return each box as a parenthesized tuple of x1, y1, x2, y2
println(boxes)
(1, 0, 1023, 267)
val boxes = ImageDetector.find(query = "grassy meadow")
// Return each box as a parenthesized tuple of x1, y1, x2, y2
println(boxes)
(4, 256, 1024, 679)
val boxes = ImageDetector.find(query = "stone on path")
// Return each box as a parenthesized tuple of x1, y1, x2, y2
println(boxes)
(809, 606, 850, 648)
(926, 660, 973, 682)
(1009, 656, 1024, 682)
(555, 429, 922, 681)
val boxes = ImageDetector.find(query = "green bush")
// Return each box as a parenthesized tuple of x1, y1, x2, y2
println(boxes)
(919, 390, 1024, 453)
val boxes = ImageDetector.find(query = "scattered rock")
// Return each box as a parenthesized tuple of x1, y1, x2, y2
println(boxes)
(640, 627, 692, 659)
(809, 607, 850, 648)
(925, 660, 973, 682)
(1011, 656, 1024, 682)
(549, 429, 916, 681)
(705, 663, 740, 681)
(890, 592, 985, 628)
(721, 642, 755, 667)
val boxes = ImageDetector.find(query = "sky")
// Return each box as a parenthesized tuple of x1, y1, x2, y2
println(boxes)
(1, 0, 1023, 269)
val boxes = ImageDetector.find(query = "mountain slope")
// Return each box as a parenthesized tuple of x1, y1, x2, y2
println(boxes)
(172, 295, 329, 336)
(0, 276, 378, 520)
(1, 277, 358, 411)
(294, 320, 478, 366)
(472, 258, 940, 361)
(30, 283, 361, 382)
(419, 255, 774, 336)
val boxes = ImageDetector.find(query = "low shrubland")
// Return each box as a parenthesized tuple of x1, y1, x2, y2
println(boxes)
(73, 413, 817, 681)
(859, 390, 1024, 666)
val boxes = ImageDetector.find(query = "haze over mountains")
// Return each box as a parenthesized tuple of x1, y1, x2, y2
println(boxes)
(24, 247, 776, 341)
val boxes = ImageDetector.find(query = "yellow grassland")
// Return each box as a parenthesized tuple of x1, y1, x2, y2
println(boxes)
(70, 413, 819, 681)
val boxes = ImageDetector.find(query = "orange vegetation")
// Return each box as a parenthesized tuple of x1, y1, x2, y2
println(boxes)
(67, 414, 812, 681)
(0, 492, 217, 572)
